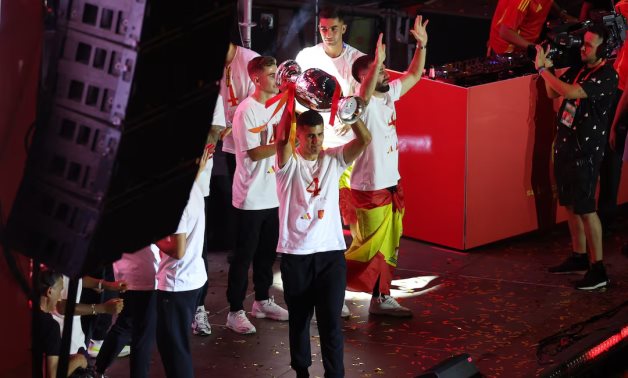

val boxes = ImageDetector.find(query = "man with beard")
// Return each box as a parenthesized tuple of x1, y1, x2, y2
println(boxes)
(345, 16, 428, 317)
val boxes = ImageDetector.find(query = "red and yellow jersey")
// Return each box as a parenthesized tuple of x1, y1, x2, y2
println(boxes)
(614, 1, 628, 90)
(488, 0, 554, 54)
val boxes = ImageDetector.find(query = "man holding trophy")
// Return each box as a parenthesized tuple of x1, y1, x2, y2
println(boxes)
(272, 63, 371, 376)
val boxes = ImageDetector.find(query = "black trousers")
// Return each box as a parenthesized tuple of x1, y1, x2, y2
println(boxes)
(226, 207, 279, 311)
(280, 251, 346, 378)
(156, 288, 201, 378)
(95, 290, 157, 378)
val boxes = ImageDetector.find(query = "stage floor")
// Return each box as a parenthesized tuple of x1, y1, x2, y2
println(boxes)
(104, 212, 628, 377)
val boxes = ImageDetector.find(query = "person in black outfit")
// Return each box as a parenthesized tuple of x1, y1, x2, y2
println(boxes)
(34, 269, 88, 378)
(535, 24, 618, 290)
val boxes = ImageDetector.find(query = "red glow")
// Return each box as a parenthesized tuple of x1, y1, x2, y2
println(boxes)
(584, 326, 628, 361)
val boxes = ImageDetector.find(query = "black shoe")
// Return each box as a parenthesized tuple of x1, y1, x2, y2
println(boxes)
(575, 262, 609, 291)
(548, 253, 589, 274)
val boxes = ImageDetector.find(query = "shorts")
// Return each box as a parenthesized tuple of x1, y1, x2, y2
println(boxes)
(554, 154, 601, 215)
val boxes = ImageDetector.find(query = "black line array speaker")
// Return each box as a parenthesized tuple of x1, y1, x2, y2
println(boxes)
(8, 0, 233, 278)
(416, 354, 481, 378)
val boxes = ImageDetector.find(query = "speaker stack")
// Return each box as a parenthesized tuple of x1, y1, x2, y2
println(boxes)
(8, 0, 233, 278)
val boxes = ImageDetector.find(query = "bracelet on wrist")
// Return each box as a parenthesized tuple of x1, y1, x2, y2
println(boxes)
(538, 66, 546, 74)
(91, 304, 97, 315)
(97, 279, 103, 291)
(417, 44, 426, 50)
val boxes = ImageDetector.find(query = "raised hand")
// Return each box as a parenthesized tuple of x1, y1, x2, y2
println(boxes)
(197, 143, 214, 174)
(336, 122, 352, 136)
(375, 33, 386, 65)
(534, 45, 548, 70)
(410, 15, 429, 47)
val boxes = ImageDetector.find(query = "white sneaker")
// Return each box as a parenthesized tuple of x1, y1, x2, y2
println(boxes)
(192, 308, 212, 336)
(226, 310, 256, 334)
(87, 339, 103, 358)
(251, 297, 289, 321)
(117, 345, 130, 358)
(369, 295, 412, 317)
(341, 302, 351, 318)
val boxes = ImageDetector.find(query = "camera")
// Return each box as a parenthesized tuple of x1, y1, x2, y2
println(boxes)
(542, 10, 628, 67)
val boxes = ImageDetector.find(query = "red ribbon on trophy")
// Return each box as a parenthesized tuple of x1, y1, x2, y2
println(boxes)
(266, 83, 297, 156)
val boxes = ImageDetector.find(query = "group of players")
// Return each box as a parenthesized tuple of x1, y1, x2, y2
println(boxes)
(34, 1, 628, 377)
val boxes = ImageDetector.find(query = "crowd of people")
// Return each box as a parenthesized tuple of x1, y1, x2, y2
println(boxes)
(31, 2, 628, 377)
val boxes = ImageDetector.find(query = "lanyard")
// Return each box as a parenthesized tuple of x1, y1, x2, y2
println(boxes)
(572, 60, 605, 107)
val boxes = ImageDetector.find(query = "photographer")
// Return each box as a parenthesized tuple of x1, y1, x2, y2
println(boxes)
(535, 24, 618, 290)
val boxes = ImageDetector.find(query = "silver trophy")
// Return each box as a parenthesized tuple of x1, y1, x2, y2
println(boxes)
(276, 60, 365, 124)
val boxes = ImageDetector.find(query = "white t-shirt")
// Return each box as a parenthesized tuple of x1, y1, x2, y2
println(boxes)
(232, 96, 282, 210)
(156, 182, 207, 292)
(220, 46, 259, 154)
(113, 244, 161, 291)
(52, 277, 85, 354)
(275, 147, 349, 254)
(197, 95, 227, 197)
(351, 79, 402, 191)
(295, 43, 365, 148)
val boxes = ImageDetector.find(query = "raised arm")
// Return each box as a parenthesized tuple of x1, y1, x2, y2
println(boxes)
(358, 33, 386, 104)
(399, 15, 429, 96)
(535, 45, 587, 100)
(275, 102, 294, 168)
(342, 118, 372, 164)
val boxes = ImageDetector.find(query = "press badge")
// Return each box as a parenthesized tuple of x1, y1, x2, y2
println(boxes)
(560, 102, 576, 128)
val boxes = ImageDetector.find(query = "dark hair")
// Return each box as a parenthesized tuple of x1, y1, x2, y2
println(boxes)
(587, 24, 611, 58)
(318, 5, 344, 23)
(352, 55, 374, 83)
(247, 56, 277, 77)
(587, 24, 609, 41)
(297, 110, 324, 128)
(37, 269, 62, 296)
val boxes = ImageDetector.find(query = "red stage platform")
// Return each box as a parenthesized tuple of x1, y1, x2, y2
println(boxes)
(392, 72, 628, 250)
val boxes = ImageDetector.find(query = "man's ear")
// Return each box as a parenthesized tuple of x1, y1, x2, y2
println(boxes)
(341, 24, 347, 35)
(46, 286, 53, 298)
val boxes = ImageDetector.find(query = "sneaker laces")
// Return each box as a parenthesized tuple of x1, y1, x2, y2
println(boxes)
(196, 309, 209, 323)
(260, 296, 278, 308)
(233, 309, 248, 320)
(380, 295, 400, 307)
